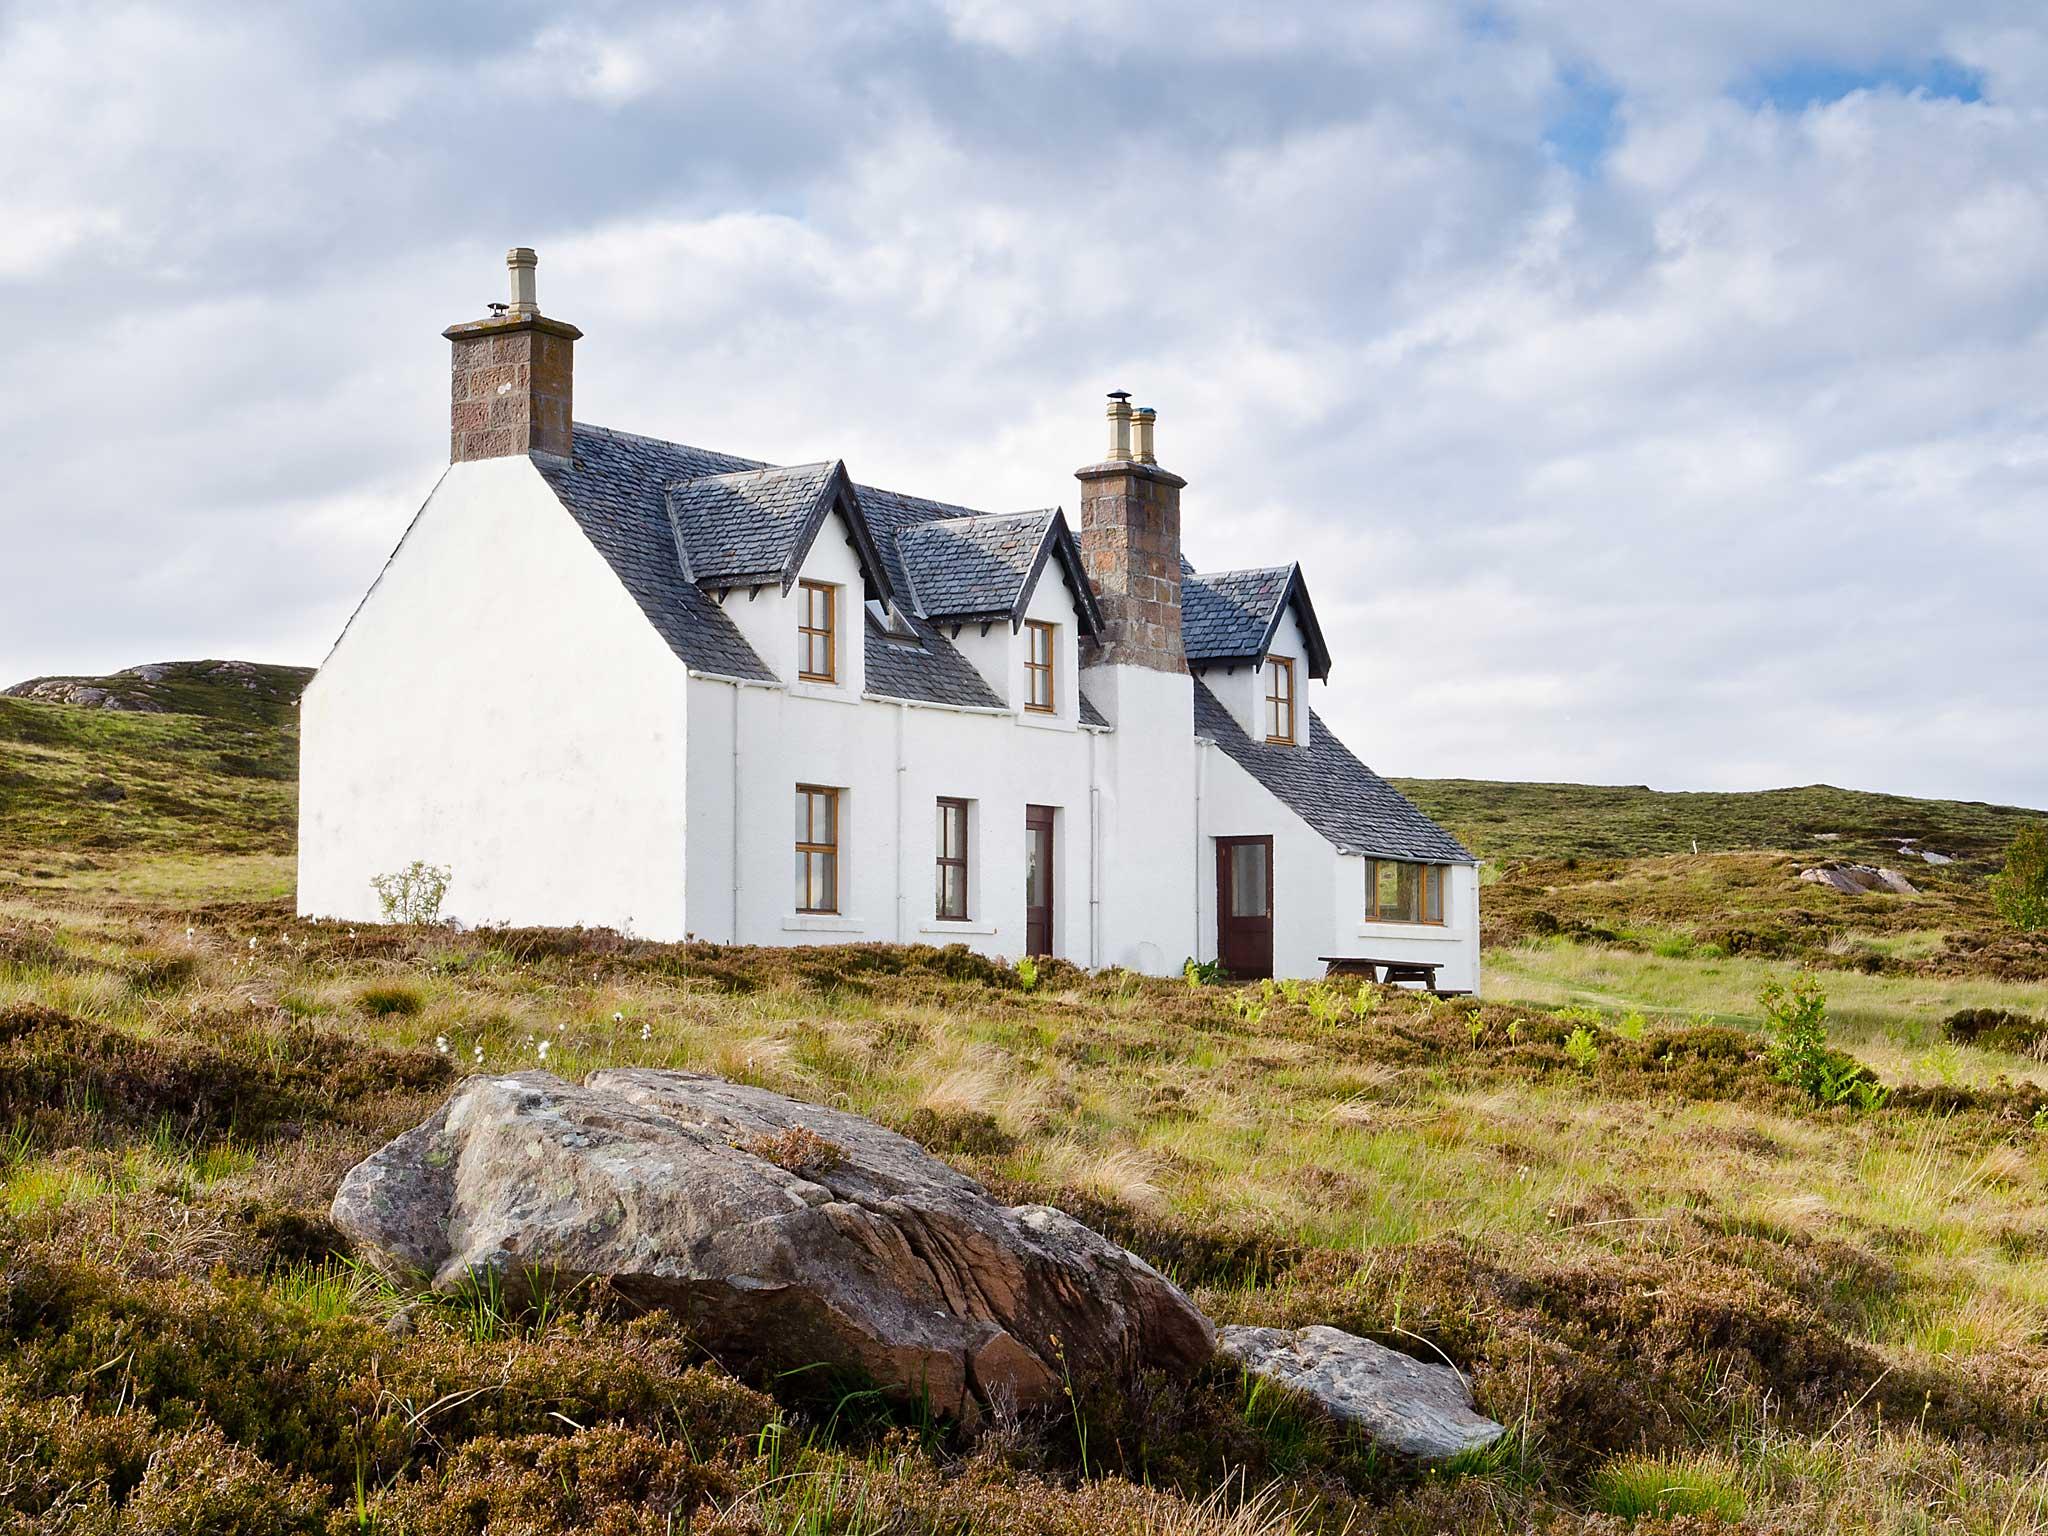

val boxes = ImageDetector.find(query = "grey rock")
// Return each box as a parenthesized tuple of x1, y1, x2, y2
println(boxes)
(332, 1069, 1214, 1418)
(1219, 1323, 1505, 1460)
(1798, 863, 1917, 896)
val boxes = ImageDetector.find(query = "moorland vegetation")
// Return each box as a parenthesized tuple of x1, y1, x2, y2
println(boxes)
(4, 665, 2048, 1533)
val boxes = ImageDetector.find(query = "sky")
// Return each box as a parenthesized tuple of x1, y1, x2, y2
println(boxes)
(1, 1, 2044, 805)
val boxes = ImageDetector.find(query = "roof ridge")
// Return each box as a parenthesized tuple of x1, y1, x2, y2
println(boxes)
(900, 507, 1057, 533)
(573, 421, 770, 464)
(664, 458, 836, 489)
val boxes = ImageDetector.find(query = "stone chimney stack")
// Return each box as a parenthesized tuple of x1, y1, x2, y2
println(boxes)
(1077, 392, 1186, 674)
(441, 248, 582, 463)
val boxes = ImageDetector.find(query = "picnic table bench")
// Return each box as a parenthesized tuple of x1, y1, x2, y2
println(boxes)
(1319, 956, 1471, 996)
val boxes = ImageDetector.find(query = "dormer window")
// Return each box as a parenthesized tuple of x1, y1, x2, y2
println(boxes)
(798, 580, 837, 683)
(1264, 656, 1296, 744)
(1024, 620, 1056, 713)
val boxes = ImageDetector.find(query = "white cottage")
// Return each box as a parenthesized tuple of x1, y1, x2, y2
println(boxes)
(299, 251, 1479, 988)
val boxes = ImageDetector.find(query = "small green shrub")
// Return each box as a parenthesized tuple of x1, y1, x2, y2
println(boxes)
(1990, 823, 2048, 932)
(1589, 1450, 1747, 1520)
(1225, 992, 1267, 1026)
(1182, 957, 1226, 988)
(1760, 975, 1890, 1111)
(371, 860, 451, 925)
(1564, 1024, 1599, 1070)
(1014, 956, 1040, 992)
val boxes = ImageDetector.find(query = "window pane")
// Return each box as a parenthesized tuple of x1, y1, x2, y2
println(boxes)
(1373, 860, 1418, 921)
(796, 791, 808, 843)
(818, 790, 835, 843)
(939, 864, 966, 920)
(1229, 842, 1269, 917)
(1025, 837, 1044, 907)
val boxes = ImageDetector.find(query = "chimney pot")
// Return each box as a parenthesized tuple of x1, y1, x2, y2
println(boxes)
(1105, 391, 1134, 462)
(507, 247, 540, 317)
(1132, 406, 1157, 465)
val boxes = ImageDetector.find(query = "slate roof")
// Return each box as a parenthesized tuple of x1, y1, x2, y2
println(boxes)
(667, 462, 842, 586)
(539, 424, 1034, 706)
(1183, 563, 1332, 680)
(1193, 679, 1473, 863)
(863, 608, 1005, 710)
(897, 511, 1057, 619)
(535, 426, 777, 683)
(1184, 566, 1290, 658)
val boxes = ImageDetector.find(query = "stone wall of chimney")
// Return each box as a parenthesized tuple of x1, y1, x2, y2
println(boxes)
(1077, 457, 1188, 674)
(442, 249, 581, 464)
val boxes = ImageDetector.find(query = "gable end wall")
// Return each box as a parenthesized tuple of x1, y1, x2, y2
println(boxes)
(298, 455, 690, 937)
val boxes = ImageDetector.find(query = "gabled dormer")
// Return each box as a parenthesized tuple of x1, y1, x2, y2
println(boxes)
(1183, 563, 1331, 749)
(894, 508, 1102, 725)
(667, 460, 897, 696)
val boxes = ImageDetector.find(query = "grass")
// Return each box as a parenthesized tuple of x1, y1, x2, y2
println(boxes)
(1588, 1451, 1747, 1520)
(4, 670, 2048, 1530)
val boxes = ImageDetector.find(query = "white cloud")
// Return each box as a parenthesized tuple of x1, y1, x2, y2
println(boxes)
(0, 0, 2043, 806)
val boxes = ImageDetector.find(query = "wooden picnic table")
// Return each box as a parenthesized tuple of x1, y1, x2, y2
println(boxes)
(1319, 956, 1465, 994)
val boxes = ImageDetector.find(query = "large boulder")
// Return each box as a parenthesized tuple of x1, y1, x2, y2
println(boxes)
(332, 1069, 1213, 1418)
(1220, 1324, 1505, 1460)
(1798, 863, 1916, 896)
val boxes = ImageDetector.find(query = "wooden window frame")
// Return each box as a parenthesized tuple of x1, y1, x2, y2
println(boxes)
(935, 797, 970, 921)
(1365, 859, 1446, 926)
(798, 580, 837, 684)
(1264, 655, 1296, 745)
(1023, 620, 1057, 714)
(795, 784, 840, 914)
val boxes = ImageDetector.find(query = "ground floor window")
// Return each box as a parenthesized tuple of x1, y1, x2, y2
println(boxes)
(935, 797, 969, 919)
(795, 785, 840, 913)
(1365, 860, 1444, 924)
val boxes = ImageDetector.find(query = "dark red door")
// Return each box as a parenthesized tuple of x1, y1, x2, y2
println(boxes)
(1216, 836, 1274, 979)
(1025, 805, 1055, 957)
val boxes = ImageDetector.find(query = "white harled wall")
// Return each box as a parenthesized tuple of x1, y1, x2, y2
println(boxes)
(298, 456, 691, 936)
(1081, 663, 1200, 975)
(299, 461, 1478, 987)
(684, 533, 1106, 962)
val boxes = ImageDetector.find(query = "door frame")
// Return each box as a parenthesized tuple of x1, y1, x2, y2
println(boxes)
(1025, 804, 1056, 957)
(1215, 834, 1275, 979)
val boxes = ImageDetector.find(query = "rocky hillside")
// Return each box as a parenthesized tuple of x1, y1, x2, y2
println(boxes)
(0, 662, 304, 864)
(3, 659, 312, 729)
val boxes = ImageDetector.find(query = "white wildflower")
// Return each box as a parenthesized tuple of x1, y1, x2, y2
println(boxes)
(472, 1043, 484, 1062)
(248, 937, 258, 951)
(536, 1039, 551, 1062)
(613, 1012, 624, 1024)
(639, 1023, 651, 1041)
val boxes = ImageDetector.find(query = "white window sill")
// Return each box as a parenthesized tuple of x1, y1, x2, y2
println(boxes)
(788, 682, 860, 705)
(1017, 710, 1073, 732)
(783, 914, 863, 933)
(920, 920, 997, 936)
(1354, 922, 1468, 944)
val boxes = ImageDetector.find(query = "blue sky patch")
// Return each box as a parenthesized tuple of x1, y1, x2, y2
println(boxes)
(1741, 57, 1984, 112)
(1544, 70, 1621, 176)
